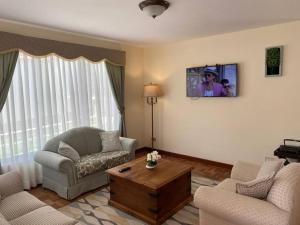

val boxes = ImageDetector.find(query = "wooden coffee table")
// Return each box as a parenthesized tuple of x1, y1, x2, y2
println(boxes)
(106, 157, 193, 225)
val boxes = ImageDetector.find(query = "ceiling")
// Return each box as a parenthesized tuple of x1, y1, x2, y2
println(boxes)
(0, 0, 299, 45)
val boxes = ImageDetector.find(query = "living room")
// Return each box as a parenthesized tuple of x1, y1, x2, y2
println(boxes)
(0, 1, 299, 225)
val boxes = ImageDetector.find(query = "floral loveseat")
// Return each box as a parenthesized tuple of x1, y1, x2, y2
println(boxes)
(34, 127, 137, 200)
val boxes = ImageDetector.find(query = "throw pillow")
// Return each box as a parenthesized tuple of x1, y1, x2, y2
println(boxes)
(267, 163, 300, 212)
(99, 131, 123, 152)
(58, 141, 80, 162)
(236, 172, 275, 199)
(256, 157, 285, 178)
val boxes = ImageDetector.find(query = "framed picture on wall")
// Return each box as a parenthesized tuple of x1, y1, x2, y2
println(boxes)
(265, 46, 283, 77)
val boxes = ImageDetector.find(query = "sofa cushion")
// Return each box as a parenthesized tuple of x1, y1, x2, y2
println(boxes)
(0, 191, 46, 221)
(100, 131, 123, 152)
(43, 127, 104, 156)
(267, 163, 300, 212)
(58, 141, 80, 162)
(75, 151, 132, 179)
(9, 206, 77, 225)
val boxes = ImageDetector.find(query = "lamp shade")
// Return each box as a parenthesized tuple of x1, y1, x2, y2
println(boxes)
(142, 5, 166, 18)
(144, 84, 162, 97)
(139, 0, 170, 19)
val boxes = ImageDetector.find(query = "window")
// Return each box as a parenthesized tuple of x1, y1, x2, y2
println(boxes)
(0, 51, 120, 160)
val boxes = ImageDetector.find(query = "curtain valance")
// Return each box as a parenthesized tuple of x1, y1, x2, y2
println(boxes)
(0, 31, 125, 65)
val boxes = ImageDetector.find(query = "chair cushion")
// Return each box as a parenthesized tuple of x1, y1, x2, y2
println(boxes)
(9, 206, 77, 225)
(256, 157, 284, 178)
(267, 163, 300, 212)
(216, 178, 239, 192)
(0, 213, 10, 225)
(0, 171, 23, 199)
(0, 217, 10, 225)
(75, 151, 132, 178)
(100, 131, 123, 152)
(0, 191, 46, 221)
(236, 172, 275, 199)
(58, 141, 80, 162)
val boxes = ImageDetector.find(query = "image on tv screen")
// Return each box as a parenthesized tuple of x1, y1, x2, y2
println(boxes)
(186, 64, 238, 97)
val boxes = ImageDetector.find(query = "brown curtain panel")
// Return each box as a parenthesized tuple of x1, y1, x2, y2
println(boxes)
(0, 31, 125, 65)
(105, 60, 127, 137)
(0, 50, 19, 111)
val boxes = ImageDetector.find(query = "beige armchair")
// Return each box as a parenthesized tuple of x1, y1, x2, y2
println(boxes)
(194, 161, 300, 225)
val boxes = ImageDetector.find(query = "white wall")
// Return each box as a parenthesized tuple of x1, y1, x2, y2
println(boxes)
(143, 21, 300, 164)
(121, 45, 145, 147)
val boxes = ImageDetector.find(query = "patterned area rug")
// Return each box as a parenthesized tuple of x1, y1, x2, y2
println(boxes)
(59, 175, 218, 225)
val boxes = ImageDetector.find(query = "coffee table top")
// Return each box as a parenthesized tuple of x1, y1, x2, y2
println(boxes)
(106, 157, 193, 190)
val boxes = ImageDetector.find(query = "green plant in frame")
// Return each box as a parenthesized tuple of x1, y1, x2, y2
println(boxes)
(266, 46, 282, 76)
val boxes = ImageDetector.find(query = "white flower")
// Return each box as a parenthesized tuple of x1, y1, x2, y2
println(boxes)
(147, 153, 151, 161)
(146, 151, 161, 162)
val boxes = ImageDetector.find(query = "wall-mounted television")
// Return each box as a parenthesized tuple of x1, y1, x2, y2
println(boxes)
(186, 63, 238, 97)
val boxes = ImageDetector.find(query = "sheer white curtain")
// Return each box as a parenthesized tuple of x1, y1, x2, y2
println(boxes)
(0, 51, 120, 189)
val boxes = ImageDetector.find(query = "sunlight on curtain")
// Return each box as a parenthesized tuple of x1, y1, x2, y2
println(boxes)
(0, 51, 120, 189)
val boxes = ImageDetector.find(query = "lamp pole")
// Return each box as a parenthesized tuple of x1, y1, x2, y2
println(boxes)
(144, 83, 161, 151)
(147, 96, 157, 150)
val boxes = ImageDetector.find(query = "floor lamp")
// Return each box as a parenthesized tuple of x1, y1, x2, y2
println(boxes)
(144, 83, 162, 150)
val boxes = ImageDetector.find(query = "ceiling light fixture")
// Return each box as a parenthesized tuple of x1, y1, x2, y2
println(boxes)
(139, 0, 170, 19)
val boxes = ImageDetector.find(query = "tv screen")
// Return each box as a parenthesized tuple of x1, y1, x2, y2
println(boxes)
(186, 64, 238, 97)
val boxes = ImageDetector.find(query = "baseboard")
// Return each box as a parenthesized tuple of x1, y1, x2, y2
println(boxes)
(135, 147, 150, 155)
(136, 147, 233, 170)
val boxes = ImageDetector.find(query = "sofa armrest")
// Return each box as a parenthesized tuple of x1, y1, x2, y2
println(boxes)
(194, 187, 289, 225)
(120, 137, 138, 154)
(34, 151, 77, 184)
(231, 160, 261, 182)
(0, 171, 23, 198)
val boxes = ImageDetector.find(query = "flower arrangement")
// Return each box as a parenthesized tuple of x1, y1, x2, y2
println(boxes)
(146, 151, 161, 169)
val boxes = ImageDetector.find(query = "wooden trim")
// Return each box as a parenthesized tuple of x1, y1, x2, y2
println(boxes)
(136, 147, 233, 169)
(135, 147, 149, 155)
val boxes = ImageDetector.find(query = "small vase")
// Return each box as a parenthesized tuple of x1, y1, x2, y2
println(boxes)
(146, 161, 157, 169)
(146, 164, 156, 169)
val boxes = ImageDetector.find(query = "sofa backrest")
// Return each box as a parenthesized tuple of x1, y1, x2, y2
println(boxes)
(42, 127, 104, 156)
(267, 163, 300, 213)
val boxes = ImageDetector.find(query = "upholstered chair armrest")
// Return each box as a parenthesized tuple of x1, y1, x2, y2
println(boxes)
(194, 187, 289, 225)
(231, 160, 261, 182)
(34, 151, 77, 184)
(0, 171, 23, 198)
(120, 137, 138, 153)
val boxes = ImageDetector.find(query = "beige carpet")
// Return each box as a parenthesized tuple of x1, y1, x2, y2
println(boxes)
(59, 175, 218, 225)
